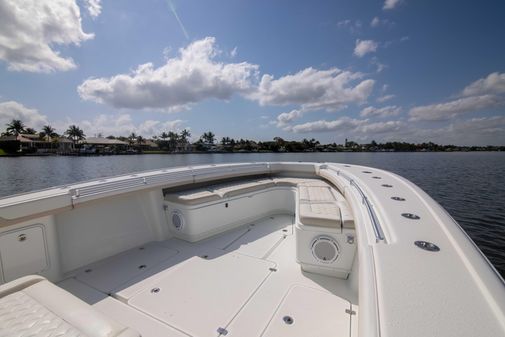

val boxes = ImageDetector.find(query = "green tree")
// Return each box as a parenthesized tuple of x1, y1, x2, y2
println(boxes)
(5, 119, 26, 136)
(201, 131, 215, 144)
(65, 125, 85, 144)
(42, 125, 57, 141)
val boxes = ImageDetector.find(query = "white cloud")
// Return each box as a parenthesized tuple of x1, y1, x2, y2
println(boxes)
(337, 19, 362, 34)
(0, 0, 94, 73)
(230, 47, 238, 58)
(276, 109, 305, 127)
(461, 72, 505, 97)
(383, 0, 401, 10)
(78, 37, 259, 111)
(0, 101, 48, 131)
(355, 120, 403, 134)
(251, 67, 375, 112)
(286, 117, 403, 136)
(370, 16, 393, 28)
(360, 105, 401, 117)
(377, 94, 395, 103)
(409, 95, 502, 121)
(354, 40, 378, 57)
(407, 116, 505, 145)
(54, 113, 185, 137)
(84, 0, 101, 18)
(288, 117, 363, 133)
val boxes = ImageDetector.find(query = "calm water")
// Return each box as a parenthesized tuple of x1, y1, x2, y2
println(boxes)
(1, 152, 504, 277)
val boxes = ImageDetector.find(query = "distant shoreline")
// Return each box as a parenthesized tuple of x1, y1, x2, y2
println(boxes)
(1, 149, 504, 157)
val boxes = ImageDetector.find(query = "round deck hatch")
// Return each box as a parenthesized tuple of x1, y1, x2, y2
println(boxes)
(311, 236, 340, 263)
(171, 210, 184, 231)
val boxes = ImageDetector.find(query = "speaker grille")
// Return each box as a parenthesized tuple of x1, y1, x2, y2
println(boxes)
(171, 211, 184, 231)
(311, 236, 339, 263)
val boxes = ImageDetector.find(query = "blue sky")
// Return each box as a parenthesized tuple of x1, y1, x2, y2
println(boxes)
(0, 0, 504, 145)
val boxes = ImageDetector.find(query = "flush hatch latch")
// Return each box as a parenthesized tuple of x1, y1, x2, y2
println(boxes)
(345, 308, 356, 315)
(217, 327, 228, 335)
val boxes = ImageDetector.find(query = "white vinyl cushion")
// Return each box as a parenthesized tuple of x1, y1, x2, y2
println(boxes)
(0, 291, 84, 337)
(164, 188, 220, 205)
(0, 276, 139, 337)
(212, 179, 274, 198)
(299, 202, 341, 228)
(298, 185, 335, 202)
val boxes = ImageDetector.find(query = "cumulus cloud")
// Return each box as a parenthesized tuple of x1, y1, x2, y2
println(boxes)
(251, 67, 375, 112)
(355, 120, 403, 134)
(461, 72, 505, 97)
(275, 109, 305, 127)
(354, 40, 378, 57)
(54, 113, 185, 137)
(84, 0, 102, 18)
(409, 95, 502, 121)
(286, 117, 403, 136)
(0, 101, 48, 131)
(360, 105, 401, 117)
(78, 37, 259, 111)
(0, 0, 94, 72)
(287, 117, 363, 133)
(383, 0, 401, 10)
(408, 116, 505, 145)
(409, 72, 505, 122)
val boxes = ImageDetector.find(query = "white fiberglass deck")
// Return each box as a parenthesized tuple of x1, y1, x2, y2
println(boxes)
(58, 214, 357, 337)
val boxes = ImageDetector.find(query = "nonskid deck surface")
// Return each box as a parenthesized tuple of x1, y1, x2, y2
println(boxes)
(58, 215, 356, 337)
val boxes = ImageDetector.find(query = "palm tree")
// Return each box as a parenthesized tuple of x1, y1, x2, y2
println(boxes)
(201, 131, 215, 145)
(65, 125, 85, 145)
(42, 125, 57, 141)
(180, 129, 191, 143)
(128, 132, 137, 146)
(160, 132, 169, 141)
(167, 131, 179, 151)
(137, 135, 144, 145)
(5, 119, 25, 136)
(24, 127, 37, 135)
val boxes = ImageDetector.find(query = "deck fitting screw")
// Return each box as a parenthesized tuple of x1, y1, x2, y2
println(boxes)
(382, 184, 393, 188)
(151, 287, 160, 294)
(415, 240, 440, 252)
(139, 247, 145, 250)
(283, 316, 294, 325)
(391, 196, 405, 201)
(85, 269, 92, 273)
(372, 176, 382, 179)
(402, 213, 420, 220)
(362, 171, 372, 174)
(138, 264, 147, 270)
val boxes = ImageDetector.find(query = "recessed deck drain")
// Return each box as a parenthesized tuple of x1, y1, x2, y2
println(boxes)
(391, 196, 406, 201)
(283, 316, 294, 325)
(382, 184, 393, 188)
(362, 171, 372, 174)
(415, 241, 440, 252)
(372, 176, 382, 179)
(402, 213, 420, 220)
(138, 264, 147, 270)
